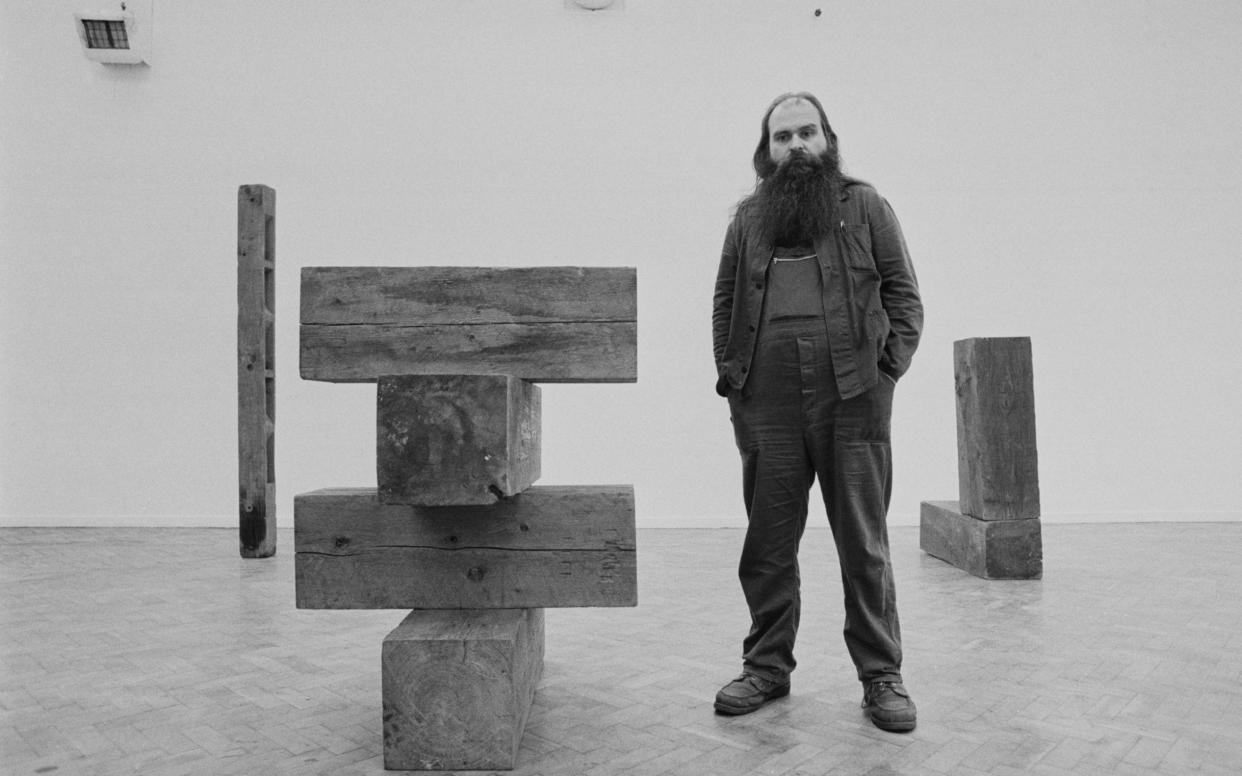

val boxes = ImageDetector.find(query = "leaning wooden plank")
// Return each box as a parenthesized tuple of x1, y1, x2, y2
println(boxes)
(383, 608, 544, 771)
(294, 485, 636, 609)
(300, 321, 636, 383)
(955, 337, 1041, 521)
(237, 184, 276, 558)
(302, 266, 636, 325)
(298, 266, 638, 384)
(377, 374, 540, 506)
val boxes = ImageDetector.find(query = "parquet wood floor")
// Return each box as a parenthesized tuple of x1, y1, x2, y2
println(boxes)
(3, 524, 1240, 775)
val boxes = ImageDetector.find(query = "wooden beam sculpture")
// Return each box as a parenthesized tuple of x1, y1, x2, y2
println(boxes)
(377, 374, 541, 505)
(920, 337, 1043, 579)
(295, 486, 636, 610)
(294, 264, 638, 770)
(237, 184, 276, 558)
(300, 266, 636, 383)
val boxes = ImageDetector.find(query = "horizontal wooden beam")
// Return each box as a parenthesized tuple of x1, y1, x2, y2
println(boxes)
(294, 485, 636, 609)
(302, 266, 636, 324)
(920, 500, 1043, 580)
(301, 321, 636, 383)
(299, 266, 637, 383)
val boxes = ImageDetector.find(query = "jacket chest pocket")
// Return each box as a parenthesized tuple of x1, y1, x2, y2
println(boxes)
(840, 224, 876, 273)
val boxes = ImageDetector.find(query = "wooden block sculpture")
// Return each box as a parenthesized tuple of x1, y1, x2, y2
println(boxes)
(295, 486, 636, 610)
(377, 374, 541, 505)
(382, 608, 544, 770)
(920, 337, 1043, 579)
(294, 265, 637, 770)
(300, 266, 637, 383)
(237, 184, 276, 558)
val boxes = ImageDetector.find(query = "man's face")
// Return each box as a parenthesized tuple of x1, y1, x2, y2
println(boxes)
(767, 99, 828, 167)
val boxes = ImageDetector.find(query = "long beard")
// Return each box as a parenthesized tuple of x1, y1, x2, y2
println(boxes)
(752, 149, 844, 246)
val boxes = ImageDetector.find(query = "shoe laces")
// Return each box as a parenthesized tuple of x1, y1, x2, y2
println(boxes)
(738, 672, 777, 690)
(865, 680, 906, 700)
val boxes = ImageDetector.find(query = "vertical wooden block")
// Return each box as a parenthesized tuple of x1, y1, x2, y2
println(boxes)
(920, 500, 1042, 579)
(378, 374, 540, 506)
(955, 337, 1040, 521)
(237, 184, 276, 558)
(383, 608, 544, 771)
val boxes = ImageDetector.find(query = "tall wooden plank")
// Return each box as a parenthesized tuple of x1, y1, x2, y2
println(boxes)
(955, 337, 1040, 521)
(237, 184, 276, 558)
(383, 608, 544, 770)
(378, 374, 541, 506)
(298, 266, 637, 384)
(294, 486, 637, 609)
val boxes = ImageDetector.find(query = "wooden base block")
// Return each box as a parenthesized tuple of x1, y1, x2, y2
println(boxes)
(295, 485, 637, 609)
(383, 608, 544, 771)
(920, 500, 1042, 580)
(377, 374, 540, 506)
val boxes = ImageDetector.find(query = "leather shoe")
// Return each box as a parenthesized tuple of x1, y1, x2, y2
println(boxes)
(714, 672, 790, 715)
(862, 680, 917, 732)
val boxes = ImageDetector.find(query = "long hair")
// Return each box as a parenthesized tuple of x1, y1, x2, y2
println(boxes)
(751, 91, 838, 180)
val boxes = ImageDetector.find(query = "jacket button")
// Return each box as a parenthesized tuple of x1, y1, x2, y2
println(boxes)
(755, 283, 763, 290)
(748, 325, 755, 332)
(741, 366, 748, 373)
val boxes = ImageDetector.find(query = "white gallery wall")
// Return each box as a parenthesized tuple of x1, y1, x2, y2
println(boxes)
(2, 1, 1240, 528)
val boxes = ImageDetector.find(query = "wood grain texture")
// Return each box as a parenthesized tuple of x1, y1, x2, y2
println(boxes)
(377, 374, 540, 506)
(237, 184, 276, 558)
(301, 266, 636, 324)
(954, 337, 1041, 521)
(294, 486, 636, 609)
(382, 608, 544, 771)
(920, 500, 1043, 580)
(298, 266, 637, 383)
(300, 321, 636, 384)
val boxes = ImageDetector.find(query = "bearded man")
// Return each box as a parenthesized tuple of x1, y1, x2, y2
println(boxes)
(711, 92, 923, 732)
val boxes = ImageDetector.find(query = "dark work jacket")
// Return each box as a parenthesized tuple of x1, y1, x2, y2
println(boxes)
(713, 179, 923, 400)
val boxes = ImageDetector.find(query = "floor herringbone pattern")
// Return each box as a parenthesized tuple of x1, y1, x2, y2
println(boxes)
(3, 524, 1240, 775)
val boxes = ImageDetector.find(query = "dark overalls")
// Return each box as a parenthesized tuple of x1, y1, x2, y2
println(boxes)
(727, 245, 903, 685)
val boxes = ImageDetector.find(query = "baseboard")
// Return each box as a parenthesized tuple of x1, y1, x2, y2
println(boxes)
(3, 511, 1240, 529)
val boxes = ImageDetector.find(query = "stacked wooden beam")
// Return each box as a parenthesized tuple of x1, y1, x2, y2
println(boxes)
(295, 266, 637, 770)
(920, 337, 1043, 579)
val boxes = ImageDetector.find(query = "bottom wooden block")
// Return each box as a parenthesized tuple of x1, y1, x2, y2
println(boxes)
(382, 608, 544, 771)
(920, 500, 1043, 580)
